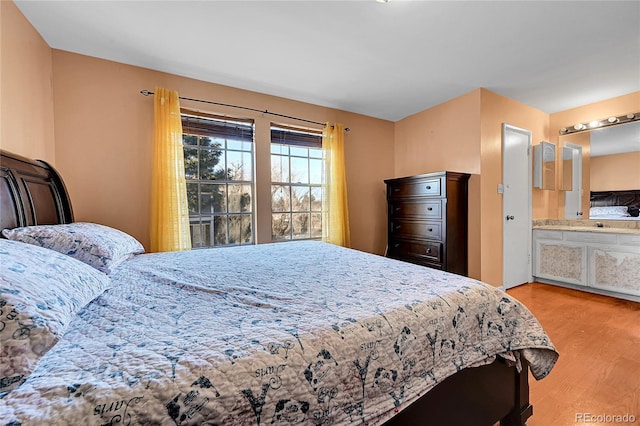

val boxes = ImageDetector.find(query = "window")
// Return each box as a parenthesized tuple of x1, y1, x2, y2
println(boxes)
(270, 125, 323, 241)
(182, 112, 254, 248)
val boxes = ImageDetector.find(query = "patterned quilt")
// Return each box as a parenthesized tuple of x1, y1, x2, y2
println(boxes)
(1, 241, 558, 425)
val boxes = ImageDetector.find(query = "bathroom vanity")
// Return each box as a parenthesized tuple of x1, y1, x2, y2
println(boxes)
(533, 223, 640, 301)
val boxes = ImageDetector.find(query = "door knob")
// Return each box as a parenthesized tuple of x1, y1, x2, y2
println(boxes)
(506, 215, 514, 221)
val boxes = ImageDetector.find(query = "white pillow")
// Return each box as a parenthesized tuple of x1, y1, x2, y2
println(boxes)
(589, 206, 630, 217)
(0, 239, 111, 394)
(2, 222, 144, 274)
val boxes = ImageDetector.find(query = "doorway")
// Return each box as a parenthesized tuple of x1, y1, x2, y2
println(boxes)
(502, 124, 532, 289)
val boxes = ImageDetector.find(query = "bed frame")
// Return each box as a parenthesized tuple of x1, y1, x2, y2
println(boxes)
(0, 149, 533, 426)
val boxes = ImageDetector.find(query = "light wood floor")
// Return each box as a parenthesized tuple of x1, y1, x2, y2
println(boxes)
(506, 283, 640, 426)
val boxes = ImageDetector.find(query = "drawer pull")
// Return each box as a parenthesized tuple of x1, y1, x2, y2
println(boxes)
(426, 185, 432, 190)
(394, 243, 400, 248)
(428, 228, 433, 232)
(394, 188, 400, 192)
(395, 207, 401, 212)
(395, 225, 401, 230)
(427, 207, 433, 211)
(426, 248, 432, 254)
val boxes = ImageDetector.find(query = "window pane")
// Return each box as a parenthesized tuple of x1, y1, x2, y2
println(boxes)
(226, 139, 243, 151)
(241, 214, 252, 244)
(227, 150, 252, 181)
(200, 147, 226, 180)
(183, 134, 198, 146)
(190, 221, 203, 247)
(311, 213, 322, 238)
(214, 216, 227, 246)
(200, 136, 224, 149)
(310, 187, 322, 212)
(272, 213, 291, 241)
(227, 214, 252, 245)
(292, 186, 309, 212)
(290, 146, 308, 158)
(309, 147, 323, 159)
(292, 213, 310, 239)
(228, 184, 251, 213)
(309, 158, 322, 184)
(271, 155, 289, 183)
(271, 185, 290, 212)
(290, 157, 309, 184)
(228, 215, 241, 245)
(200, 183, 226, 214)
(186, 182, 199, 215)
(271, 144, 288, 155)
(184, 148, 199, 179)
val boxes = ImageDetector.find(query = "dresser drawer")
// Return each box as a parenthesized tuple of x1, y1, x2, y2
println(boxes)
(388, 238, 442, 263)
(389, 199, 443, 219)
(388, 177, 442, 198)
(390, 219, 442, 240)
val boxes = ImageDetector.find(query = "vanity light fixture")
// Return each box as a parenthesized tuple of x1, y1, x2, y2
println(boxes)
(560, 111, 640, 135)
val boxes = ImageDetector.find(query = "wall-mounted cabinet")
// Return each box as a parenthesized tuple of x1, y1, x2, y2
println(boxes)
(533, 141, 555, 190)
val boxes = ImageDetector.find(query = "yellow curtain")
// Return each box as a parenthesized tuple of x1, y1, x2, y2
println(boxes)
(150, 87, 192, 252)
(322, 122, 351, 247)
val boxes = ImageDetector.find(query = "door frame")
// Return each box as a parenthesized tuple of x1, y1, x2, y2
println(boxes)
(501, 123, 533, 289)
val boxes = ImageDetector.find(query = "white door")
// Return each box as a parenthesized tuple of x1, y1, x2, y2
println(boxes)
(564, 144, 583, 219)
(502, 124, 532, 289)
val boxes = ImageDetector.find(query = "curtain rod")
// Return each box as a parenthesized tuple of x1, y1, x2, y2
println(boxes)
(140, 90, 349, 132)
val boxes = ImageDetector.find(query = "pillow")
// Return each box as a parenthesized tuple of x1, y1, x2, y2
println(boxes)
(0, 239, 111, 394)
(589, 206, 631, 218)
(2, 222, 144, 274)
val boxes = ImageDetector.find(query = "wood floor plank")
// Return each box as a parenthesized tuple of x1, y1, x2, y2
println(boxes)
(506, 283, 640, 426)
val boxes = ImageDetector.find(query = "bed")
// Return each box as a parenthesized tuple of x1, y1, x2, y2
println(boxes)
(0, 149, 558, 425)
(590, 190, 640, 219)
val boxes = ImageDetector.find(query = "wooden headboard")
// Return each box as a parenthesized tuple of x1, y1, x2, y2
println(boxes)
(0, 150, 74, 231)
(590, 190, 640, 217)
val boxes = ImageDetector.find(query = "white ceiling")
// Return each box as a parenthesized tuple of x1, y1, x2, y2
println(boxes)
(14, 0, 640, 122)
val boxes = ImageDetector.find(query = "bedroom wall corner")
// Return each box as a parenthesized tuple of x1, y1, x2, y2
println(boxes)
(479, 88, 549, 287)
(393, 89, 482, 280)
(0, 1, 55, 163)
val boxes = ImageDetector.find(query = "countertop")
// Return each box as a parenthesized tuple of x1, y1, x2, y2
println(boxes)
(533, 225, 640, 234)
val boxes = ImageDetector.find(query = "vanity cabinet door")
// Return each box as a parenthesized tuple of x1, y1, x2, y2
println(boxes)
(534, 237, 587, 286)
(588, 245, 640, 297)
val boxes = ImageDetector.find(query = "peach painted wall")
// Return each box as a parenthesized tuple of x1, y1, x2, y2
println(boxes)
(479, 89, 549, 287)
(591, 152, 640, 191)
(51, 50, 394, 254)
(393, 88, 549, 285)
(394, 90, 482, 279)
(550, 91, 640, 219)
(0, 1, 55, 162)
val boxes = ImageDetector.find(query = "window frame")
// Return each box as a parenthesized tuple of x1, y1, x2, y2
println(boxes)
(182, 110, 256, 248)
(270, 124, 324, 242)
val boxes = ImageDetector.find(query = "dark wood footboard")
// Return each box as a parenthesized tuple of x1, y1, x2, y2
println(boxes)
(384, 358, 531, 426)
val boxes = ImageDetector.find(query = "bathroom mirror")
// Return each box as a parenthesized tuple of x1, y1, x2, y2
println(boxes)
(559, 120, 640, 220)
(533, 141, 556, 190)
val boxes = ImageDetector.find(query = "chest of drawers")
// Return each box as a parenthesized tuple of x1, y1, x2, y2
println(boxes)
(384, 171, 470, 276)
